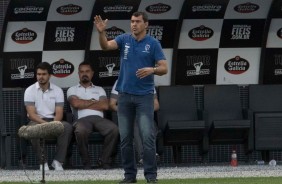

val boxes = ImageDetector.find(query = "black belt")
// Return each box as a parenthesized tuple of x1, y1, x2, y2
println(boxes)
(42, 118, 54, 122)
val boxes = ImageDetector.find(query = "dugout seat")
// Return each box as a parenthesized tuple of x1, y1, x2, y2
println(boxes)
(249, 84, 282, 161)
(157, 85, 208, 164)
(203, 85, 253, 155)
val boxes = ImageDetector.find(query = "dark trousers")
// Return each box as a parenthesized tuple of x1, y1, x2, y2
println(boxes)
(28, 120, 73, 163)
(74, 115, 119, 165)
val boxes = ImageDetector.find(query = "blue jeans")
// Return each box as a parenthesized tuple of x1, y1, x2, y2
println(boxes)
(118, 93, 157, 180)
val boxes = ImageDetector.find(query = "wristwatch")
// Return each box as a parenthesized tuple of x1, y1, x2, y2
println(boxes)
(153, 67, 157, 74)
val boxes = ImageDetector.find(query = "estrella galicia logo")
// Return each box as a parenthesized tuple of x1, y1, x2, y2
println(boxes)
(56, 4, 82, 15)
(105, 26, 125, 41)
(145, 3, 171, 14)
(188, 25, 213, 41)
(224, 56, 249, 75)
(277, 28, 282, 39)
(51, 59, 74, 78)
(11, 28, 37, 44)
(234, 2, 259, 13)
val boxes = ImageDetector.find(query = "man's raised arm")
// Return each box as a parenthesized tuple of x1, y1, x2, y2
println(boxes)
(94, 15, 118, 51)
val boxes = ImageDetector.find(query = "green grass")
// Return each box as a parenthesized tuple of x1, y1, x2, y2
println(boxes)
(1, 177, 282, 184)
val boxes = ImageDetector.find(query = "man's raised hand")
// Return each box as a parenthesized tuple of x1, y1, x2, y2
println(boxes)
(94, 15, 108, 33)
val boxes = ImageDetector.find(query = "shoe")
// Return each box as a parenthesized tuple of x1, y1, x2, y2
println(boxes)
(97, 158, 112, 169)
(118, 178, 137, 183)
(51, 160, 64, 171)
(147, 178, 158, 183)
(39, 163, 50, 171)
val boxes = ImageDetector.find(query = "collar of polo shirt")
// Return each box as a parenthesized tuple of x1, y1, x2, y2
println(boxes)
(78, 82, 95, 88)
(35, 82, 54, 91)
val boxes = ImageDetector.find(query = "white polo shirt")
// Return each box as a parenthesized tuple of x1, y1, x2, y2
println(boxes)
(67, 83, 107, 119)
(24, 82, 64, 119)
(110, 80, 119, 99)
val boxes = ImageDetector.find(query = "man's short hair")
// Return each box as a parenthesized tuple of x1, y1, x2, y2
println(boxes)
(132, 11, 148, 23)
(36, 62, 52, 74)
(79, 61, 94, 71)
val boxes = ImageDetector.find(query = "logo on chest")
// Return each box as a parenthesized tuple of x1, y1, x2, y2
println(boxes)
(142, 44, 150, 53)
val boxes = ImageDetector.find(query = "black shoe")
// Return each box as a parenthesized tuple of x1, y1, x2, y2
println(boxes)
(147, 179, 158, 183)
(118, 178, 137, 183)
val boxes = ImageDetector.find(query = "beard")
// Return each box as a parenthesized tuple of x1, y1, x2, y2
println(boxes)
(81, 76, 90, 84)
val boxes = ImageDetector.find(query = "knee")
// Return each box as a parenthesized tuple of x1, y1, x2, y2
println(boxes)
(74, 123, 87, 137)
(63, 122, 73, 134)
(142, 132, 155, 144)
(120, 135, 133, 146)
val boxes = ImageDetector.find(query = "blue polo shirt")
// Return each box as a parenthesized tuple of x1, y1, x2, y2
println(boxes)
(115, 34, 166, 95)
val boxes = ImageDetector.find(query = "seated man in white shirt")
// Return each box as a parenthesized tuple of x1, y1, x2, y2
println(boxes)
(67, 61, 119, 169)
(24, 62, 73, 171)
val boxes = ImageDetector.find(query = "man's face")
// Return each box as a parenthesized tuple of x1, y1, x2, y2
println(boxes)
(131, 15, 148, 35)
(36, 68, 51, 85)
(78, 64, 94, 84)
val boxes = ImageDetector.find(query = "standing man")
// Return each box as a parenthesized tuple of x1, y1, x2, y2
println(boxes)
(67, 61, 119, 170)
(94, 11, 168, 183)
(24, 62, 73, 171)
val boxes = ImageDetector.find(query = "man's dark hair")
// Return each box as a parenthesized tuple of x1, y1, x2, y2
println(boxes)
(79, 61, 94, 71)
(132, 11, 148, 23)
(36, 62, 52, 74)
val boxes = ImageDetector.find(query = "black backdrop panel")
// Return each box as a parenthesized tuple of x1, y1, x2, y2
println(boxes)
(89, 50, 120, 86)
(3, 52, 41, 87)
(220, 19, 266, 48)
(184, 0, 229, 19)
(175, 49, 218, 85)
(263, 48, 282, 84)
(6, 0, 51, 21)
(92, 0, 141, 20)
(43, 21, 89, 51)
(269, 0, 282, 18)
(147, 20, 177, 48)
